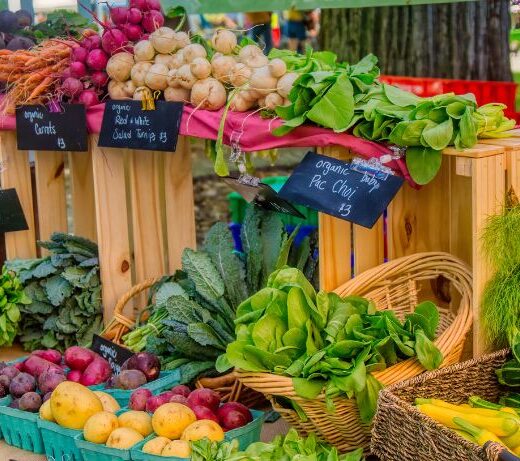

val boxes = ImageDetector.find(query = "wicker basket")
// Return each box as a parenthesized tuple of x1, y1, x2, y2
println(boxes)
(371, 349, 516, 461)
(102, 278, 266, 407)
(236, 252, 473, 452)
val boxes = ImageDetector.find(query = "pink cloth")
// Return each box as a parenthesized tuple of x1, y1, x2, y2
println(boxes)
(0, 103, 413, 183)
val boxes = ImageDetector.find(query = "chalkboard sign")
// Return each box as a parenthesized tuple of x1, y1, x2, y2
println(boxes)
(98, 100, 184, 152)
(279, 152, 404, 228)
(15, 104, 87, 152)
(0, 188, 28, 233)
(91, 334, 133, 375)
(224, 177, 305, 219)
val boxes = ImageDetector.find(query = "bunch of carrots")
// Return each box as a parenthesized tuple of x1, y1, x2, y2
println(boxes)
(0, 39, 73, 114)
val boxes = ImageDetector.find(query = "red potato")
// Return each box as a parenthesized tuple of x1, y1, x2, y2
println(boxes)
(145, 392, 172, 413)
(122, 352, 161, 382)
(67, 369, 82, 383)
(13, 361, 24, 371)
(19, 392, 42, 412)
(217, 402, 252, 420)
(0, 375, 10, 388)
(170, 385, 190, 398)
(23, 355, 63, 377)
(187, 388, 221, 413)
(64, 346, 96, 371)
(38, 370, 66, 394)
(31, 350, 62, 365)
(192, 405, 219, 423)
(0, 383, 6, 398)
(218, 409, 252, 431)
(114, 369, 147, 389)
(79, 356, 111, 386)
(129, 388, 153, 411)
(9, 372, 36, 398)
(169, 394, 188, 405)
(1, 365, 20, 380)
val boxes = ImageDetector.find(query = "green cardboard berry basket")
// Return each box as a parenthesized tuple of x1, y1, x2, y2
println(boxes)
(91, 370, 181, 407)
(130, 409, 265, 460)
(38, 418, 83, 461)
(75, 433, 141, 461)
(0, 396, 45, 453)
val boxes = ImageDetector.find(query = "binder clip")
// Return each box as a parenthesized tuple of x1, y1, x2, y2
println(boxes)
(230, 130, 260, 187)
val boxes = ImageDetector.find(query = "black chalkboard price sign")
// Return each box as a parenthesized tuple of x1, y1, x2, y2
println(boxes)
(279, 152, 404, 228)
(98, 100, 183, 152)
(91, 334, 133, 375)
(15, 104, 87, 152)
(0, 188, 28, 233)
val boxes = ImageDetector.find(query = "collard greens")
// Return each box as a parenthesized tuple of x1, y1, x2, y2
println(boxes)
(223, 267, 443, 422)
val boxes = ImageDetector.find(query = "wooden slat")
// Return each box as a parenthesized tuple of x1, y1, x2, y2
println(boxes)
(0, 132, 36, 259)
(353, 218, 384, 276)
(129, 150, 166, 285)
(34, 151, 67, 247)
(91, 136, 133, 321)
(479, 138, 520, 151)
(69, 150, 97, 241)
(164, 136, 196, 272)
(443, 144, 505, 158)
(471, 154, 506, 357)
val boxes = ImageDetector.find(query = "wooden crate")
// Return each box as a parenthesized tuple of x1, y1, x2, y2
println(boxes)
(318, 132, 520, 357)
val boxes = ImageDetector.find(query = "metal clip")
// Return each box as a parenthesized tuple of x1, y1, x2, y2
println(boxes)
(229, 130, 244, 162)
(237, 173, 260, 187)
(350, 157, 392, 181)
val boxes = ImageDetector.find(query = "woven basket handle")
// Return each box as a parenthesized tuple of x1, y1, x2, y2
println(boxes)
(113, 278, 161, 317)
(484, 442, 520, 461)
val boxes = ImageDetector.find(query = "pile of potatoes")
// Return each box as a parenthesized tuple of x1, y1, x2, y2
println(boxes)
(106, 27, 298, 112)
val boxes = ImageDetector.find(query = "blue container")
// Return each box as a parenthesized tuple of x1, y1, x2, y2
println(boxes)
(38, 419, 83, 461)
(0, 396, 45, 453)
(75, 433, 136, 461)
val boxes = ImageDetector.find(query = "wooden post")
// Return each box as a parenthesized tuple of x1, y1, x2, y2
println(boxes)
(0, 132, 36, 259)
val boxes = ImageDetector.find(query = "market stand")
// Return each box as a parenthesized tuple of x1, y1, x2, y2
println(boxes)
(2, 108, 519, 356)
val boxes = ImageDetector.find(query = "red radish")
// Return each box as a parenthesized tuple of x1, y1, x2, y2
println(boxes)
(23, 355, 63, 377)
(218, 409, 251, 431)
(145, 0, 162, 11)
(82, 34, 101, 51)
(102, 29, 129, 55)
(62, 77, 83, 98)
(187, 388, 221, 413)
(78, 90, 100, 107)
(86, 49, 108, 71)
(109, 6, 129, 25)
(70, 61, 87, 79)
(64, 346, 96, 371)
(122, 23, 143, 42)
(61, 68, 71, 82)
(141, 33, 150, 40)
(91, 71, 109, 88)
(169, 395, 188, 405)
(71, 46, 88, 63)
(171, 385, 191, 398)
(129, 388, 153, 411)
(142, 10, 164, 33)
(79, 356, 111, 385)
(192, 405, 219, 423)
(129, 0, 147, 9)
(128, 8, 143, 24)
(31, 350, 62, 365)
(67, 369, 82, 382)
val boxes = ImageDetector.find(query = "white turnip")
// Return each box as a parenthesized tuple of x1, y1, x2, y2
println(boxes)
(211, 55, 235, 84)
(265, 92, 284, 110)
(131, 61, 152, 86)
(86, 49, 108, 71)
(155, 54, 173, 68)
(176, 64, 197, 89)
(166, 69, 179, 87)
(238, 44, 268, 68)
(172, 31, 190, 50)
(211, 29, 237, 55)
(230, 63, 251, 87)
(133, 86, 153, 101)
(268, 58, 287, 78)
(142, 10, 164, 33)
(190, 78, 226, 110)
(106, 52, 134, 82)
(170, 50, 184, 69)
(164, 87, 190, 102)
(102, 28, 129, 55)
(123, 80, 136, 96)
(277, 72, 299, 98)
(144, 63, 169, 90)
(183, 43, 207, 63)
(190, 57, 211, 79)
(230, 93, 255, 112)
(134, 40, 155, 62)
(109, 81, 129, 99)
(250, 66, 278, 95)
(150, 27, 176, 54)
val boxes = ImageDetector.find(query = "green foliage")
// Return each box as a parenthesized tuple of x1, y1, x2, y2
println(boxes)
(0, 267, 31, 347)
(224, 268, 442, 422)
(191, 429, 364, 461)
(21, 10, 96, 43)
(5, 233, 101, 352)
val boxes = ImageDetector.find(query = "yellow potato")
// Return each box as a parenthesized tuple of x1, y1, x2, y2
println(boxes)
(118, 411, 153, 437)
(50, 382, 103, 430)
(181, 420, 224, 443)
(162, 440, 191, 458)
(93, 391, 121, 413)
(83, 411, 119, 444)
(39, 399, 54, 422)
(152, 403, 196, 439)
(142, 436, 170, 455)
(106, 427, 144, 449)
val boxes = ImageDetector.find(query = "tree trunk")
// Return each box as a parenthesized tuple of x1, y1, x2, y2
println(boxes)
(319, 0, 512, 81)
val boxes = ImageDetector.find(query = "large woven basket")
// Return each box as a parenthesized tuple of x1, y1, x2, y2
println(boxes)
(236, 252, 473, 452)
(102, 278, 266, 407)
(371, 349, 516, 461)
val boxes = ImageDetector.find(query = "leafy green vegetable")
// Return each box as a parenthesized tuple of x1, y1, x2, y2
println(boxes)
(225, 267, 442, 422)
(6, 233, 101, 351)
(0, 267, 31, 347)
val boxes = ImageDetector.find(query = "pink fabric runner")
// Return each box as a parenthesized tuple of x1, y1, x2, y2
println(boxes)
(0, 102, 413, 183)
